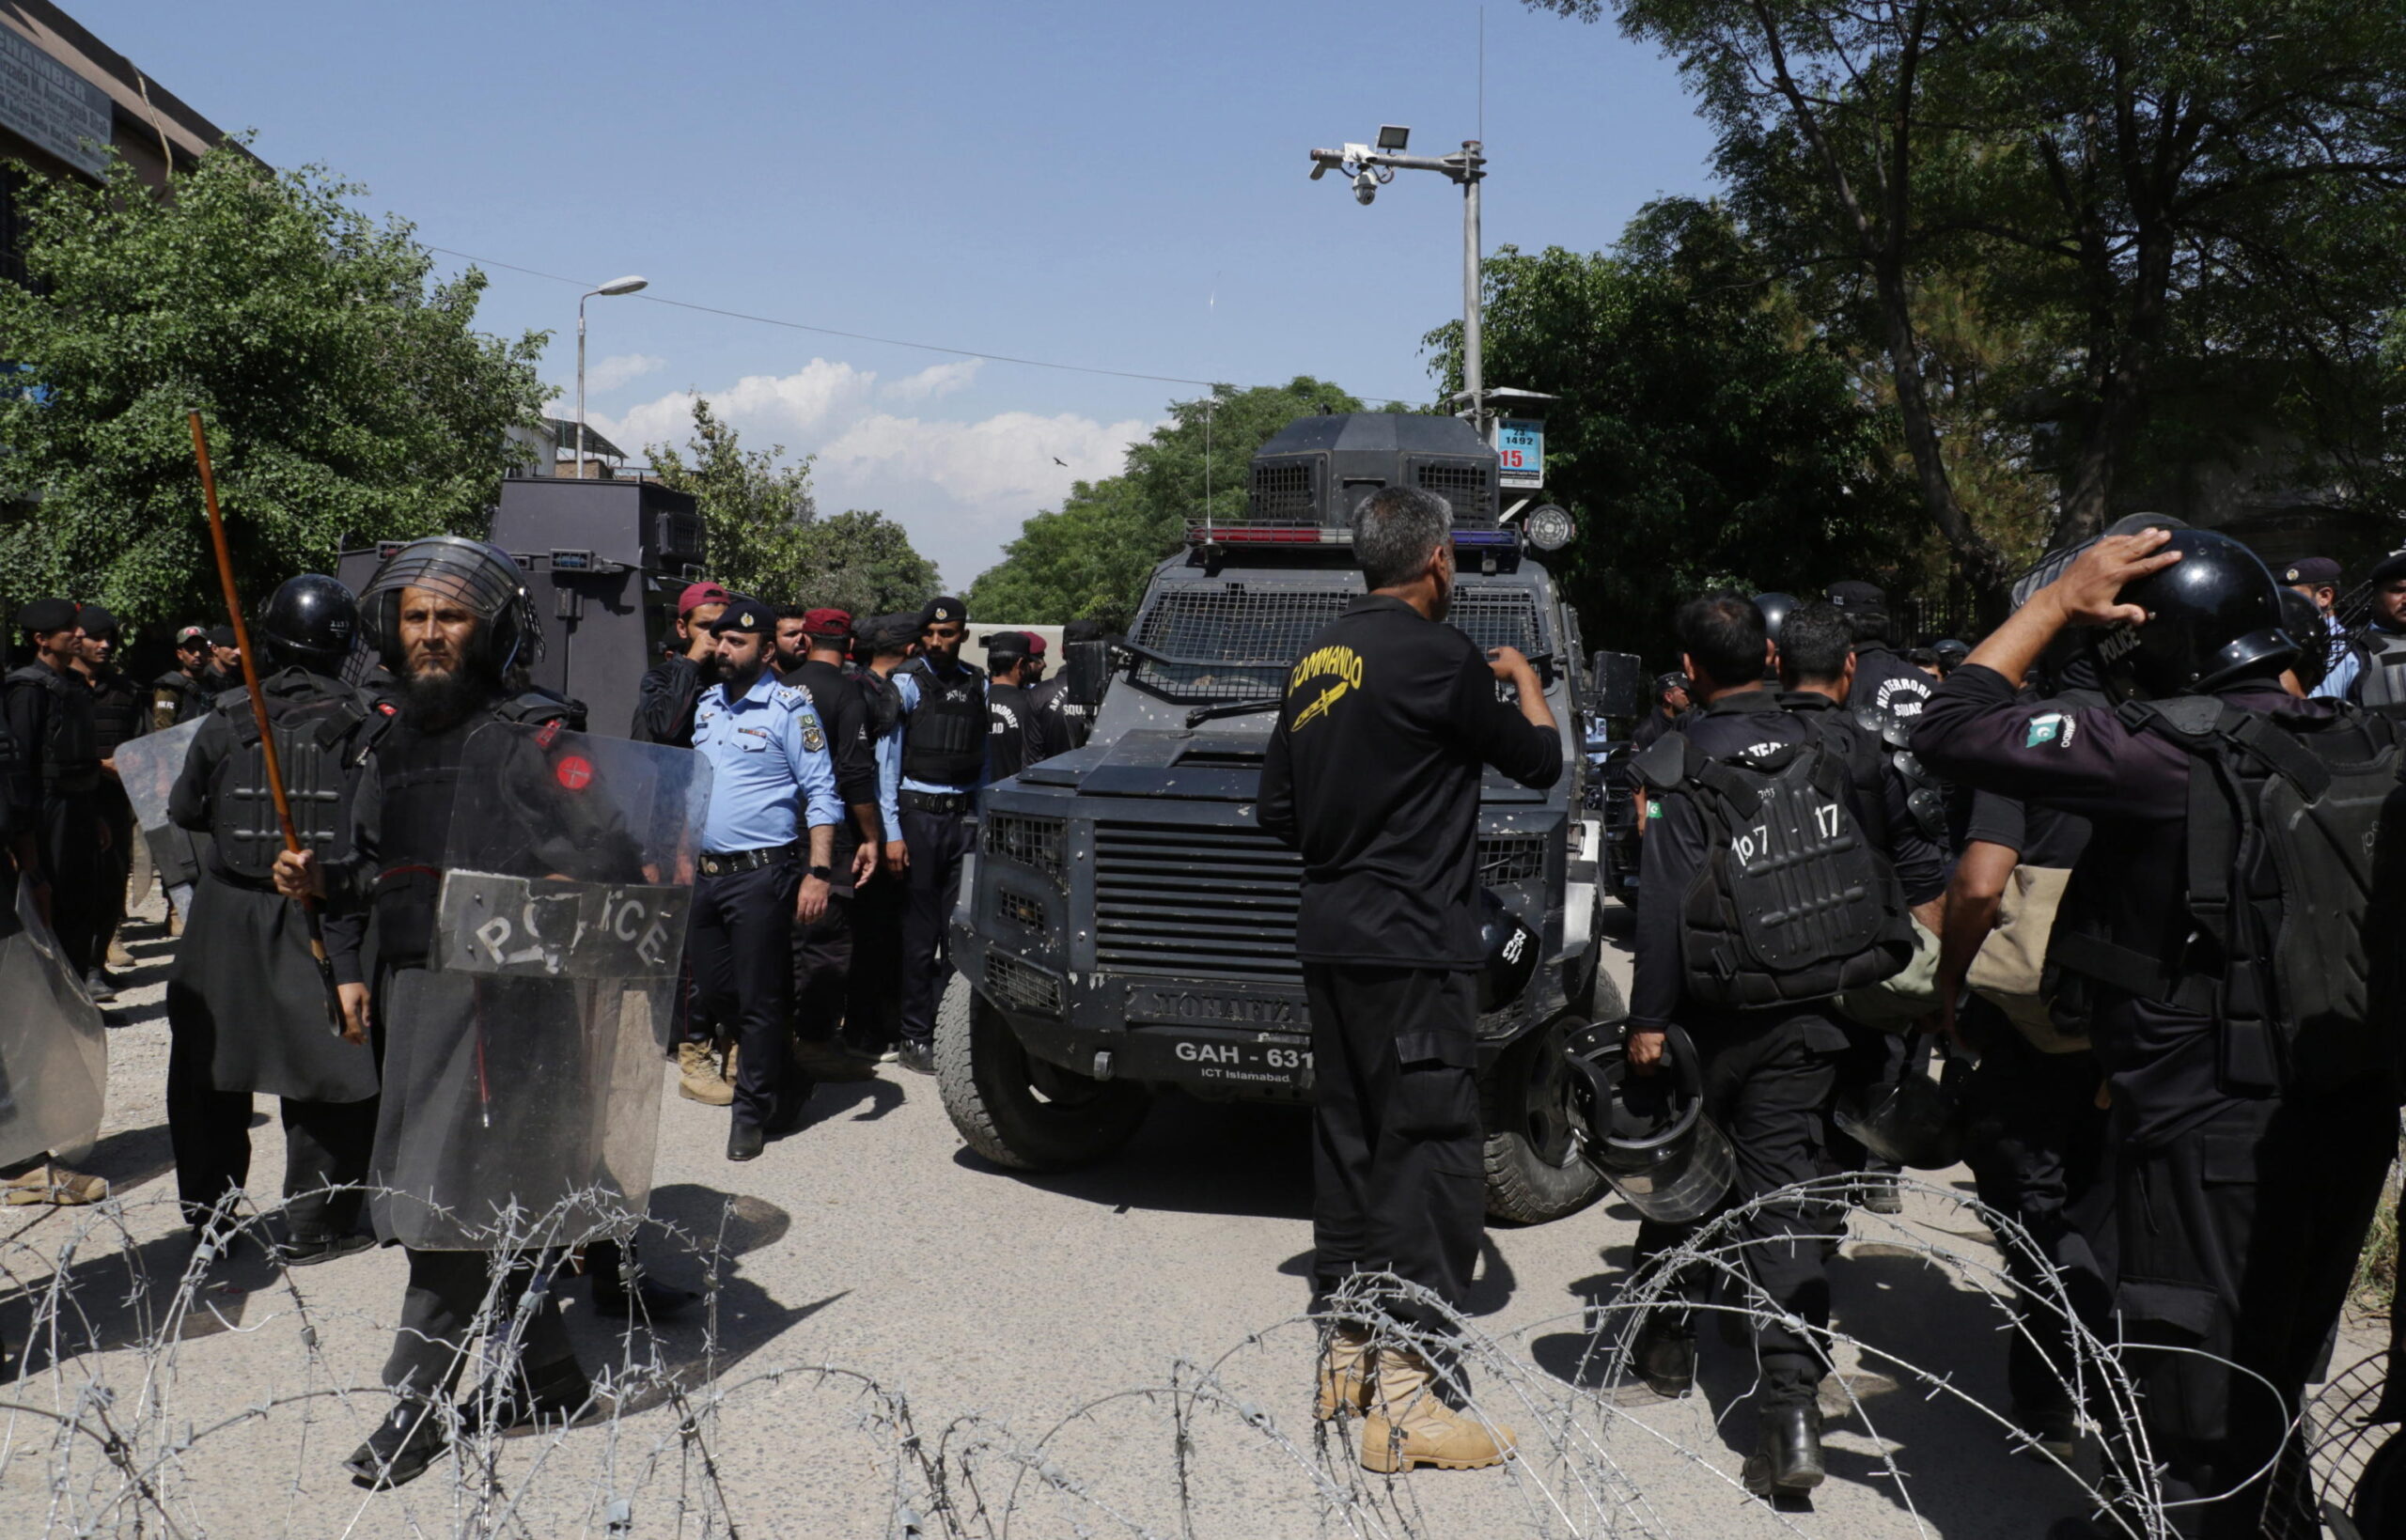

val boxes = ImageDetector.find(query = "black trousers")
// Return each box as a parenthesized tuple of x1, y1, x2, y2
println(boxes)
(93, 783, 133, 962)
(1829, 1021, 1910, 1178)
(1633, 1014, 1844, 1409)
(1304, 963, 1485, 1331)
(383, 1246, 574, 1399)
(899, 805, 973, 1048)
(164, 1010, 375, 1239)
(2106, 1089, 2394, 1538)
(688, 857, 805, 1128)
(39, 791, 106, 977)
(791, 889, 851, 1045)
(846, 867, 904, 1053)
(1955, 1015, 2115, 1422)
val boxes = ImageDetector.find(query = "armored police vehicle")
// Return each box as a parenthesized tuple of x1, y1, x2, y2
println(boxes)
(938, 412, 1623, 1223)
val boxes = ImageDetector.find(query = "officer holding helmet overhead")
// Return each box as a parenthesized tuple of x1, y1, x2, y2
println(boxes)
(1258, 485, 1561, 1477)
(1913, 526, 2402, 1539)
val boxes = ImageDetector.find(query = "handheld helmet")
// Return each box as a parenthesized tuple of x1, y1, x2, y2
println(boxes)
(357, 537, 542, 676)
(1833, 1066, 1964, 1171)
(2011, 513, 2187, 689)
(1477, 889, 1539, 1013)
(1562, 1022, 1735, 1225)
(2277, 586, 2333, 692)
(2094, 528, 2294, 700)
(257, 574, 358, 672)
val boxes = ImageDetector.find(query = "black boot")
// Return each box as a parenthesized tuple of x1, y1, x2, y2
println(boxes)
(585, 1238, 697, 1319)
(727, 1119, 764, 1162)
(1743, 1404, 1825, 1497)
(1624, 1318, 1695, 1400)
(461, 1354, 596, 1436)
(344, 1396, 450, 1489)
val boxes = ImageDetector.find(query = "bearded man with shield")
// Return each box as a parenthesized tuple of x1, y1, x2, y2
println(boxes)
(276, 537, 710, 1490)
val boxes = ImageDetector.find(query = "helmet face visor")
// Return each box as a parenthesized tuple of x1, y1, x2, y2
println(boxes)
(359, 538, 540, 673)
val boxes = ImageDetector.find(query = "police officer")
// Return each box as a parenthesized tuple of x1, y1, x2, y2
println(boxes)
(1825, 581, 1933, 723)
(153, 625, 219, 731)
(2275, 556, 2349, 699)
(688, 598, 844, 1159)
(779, 607, 883, 1081)
(1027, 619, 1101, 752)
(982, 630, 1041, 782)
(204, 626, 242, 692)
(2340, 552, 2406, 708)
(1914, 527, 2398, 1538)
(73, 605, 148, 998)
(1258, 486, 1561, 1475)
(165, 576, 385, 1257)
(5, 600, 107, 988)
(847, 614, 917, 1060)
(880, 596, 986, 1077)
(631, 580, 730, 745)
(1630, 672, 1689, 752)
(1015, 633, 1075, 765)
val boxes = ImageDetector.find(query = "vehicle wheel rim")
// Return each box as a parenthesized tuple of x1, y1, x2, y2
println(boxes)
(1524, 1025, 1578, 1167)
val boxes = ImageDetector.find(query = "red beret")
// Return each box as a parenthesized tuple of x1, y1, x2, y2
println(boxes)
(678, 581, 732, 617)
(800, 607, 853, 639)
(1023, 632, 1048, 656)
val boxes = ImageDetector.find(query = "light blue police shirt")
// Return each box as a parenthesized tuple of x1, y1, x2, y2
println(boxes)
(693, 668, 844, 854)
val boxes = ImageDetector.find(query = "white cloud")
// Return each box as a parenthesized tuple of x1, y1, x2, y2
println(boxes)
(879, 358, 983, 402)
(581, 352, 666, 395)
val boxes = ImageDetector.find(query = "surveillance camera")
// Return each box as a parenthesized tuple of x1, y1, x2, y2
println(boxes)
(1353, 170, 1378, 206)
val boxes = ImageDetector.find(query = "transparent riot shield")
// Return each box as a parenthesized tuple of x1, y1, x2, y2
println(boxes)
(112, 717, 206, 895)
(396, 722, 708, 1251)
(0, 879, 109, 1168)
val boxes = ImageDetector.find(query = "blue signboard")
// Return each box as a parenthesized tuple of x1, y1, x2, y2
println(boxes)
(1496, 418, 1543, 488)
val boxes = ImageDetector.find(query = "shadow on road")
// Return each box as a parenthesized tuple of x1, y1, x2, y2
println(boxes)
(965, 1090, 1315, 1221)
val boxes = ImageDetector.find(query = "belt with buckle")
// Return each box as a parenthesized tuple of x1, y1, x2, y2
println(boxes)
(697, 842, 799, 878)
(901, 789, 976, 815)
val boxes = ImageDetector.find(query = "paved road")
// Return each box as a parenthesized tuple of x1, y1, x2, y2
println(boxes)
(0, 896, 2371, 1538)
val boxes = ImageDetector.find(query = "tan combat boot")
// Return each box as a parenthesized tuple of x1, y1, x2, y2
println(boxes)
(1315, 1323, 1376, 1421)
(1358, 1347, 1516, 1474)
(677, 1041, 733, 1106)
(2, 1162, 107, 1206)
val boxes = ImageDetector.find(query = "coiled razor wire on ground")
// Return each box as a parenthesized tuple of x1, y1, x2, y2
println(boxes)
(0, 1174, 2351, 1538)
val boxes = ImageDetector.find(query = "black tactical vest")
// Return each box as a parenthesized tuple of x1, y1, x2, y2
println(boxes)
(856, 666, 902, 742)
(6, 662, 99, 794)
(2353, 630, 2406, 708)
(208, 672, 394, 881)
(88, 669, 148, 756)
(900, 657, 987, 786)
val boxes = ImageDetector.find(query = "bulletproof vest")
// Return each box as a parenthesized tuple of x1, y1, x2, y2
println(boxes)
(1784, 697, 1892, 858)
(1636, 730, 1914, 1011)
(2353, 630, 2406, 708)
(2048, 694, 2406, 1095)
(371, 688, 580, 964)
(87, 669, 148, 755)
(152, 669, 211, 731)
(208, 673, 394, 881)
(856, 666, 902, 742)
(900, 657, 987, 786)
(1855, 702, 1947, 843)
(5, 663, 99, 794)
(986, 680, 1029, 782)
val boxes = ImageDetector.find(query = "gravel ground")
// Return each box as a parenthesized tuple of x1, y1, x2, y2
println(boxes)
(0, 893, 2374, 1538)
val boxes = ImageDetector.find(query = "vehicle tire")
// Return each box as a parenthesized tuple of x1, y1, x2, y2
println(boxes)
(1481, 1013, 1610, 1226)
(934, 975, 1151, 1172)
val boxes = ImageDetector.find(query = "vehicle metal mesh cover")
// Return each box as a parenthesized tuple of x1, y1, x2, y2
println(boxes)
(0, 879, 107, 1169)
(398, 722, 711, 1250)
(1128, 583, 1547, 703)
(1245, 461, 1317, 526)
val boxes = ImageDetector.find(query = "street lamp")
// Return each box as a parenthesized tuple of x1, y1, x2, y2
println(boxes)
(576, 273, 648, 479)
(1307, 128, 1488, 432)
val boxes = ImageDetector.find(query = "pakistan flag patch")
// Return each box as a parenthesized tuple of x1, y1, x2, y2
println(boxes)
(2023, 711, 2075, 750)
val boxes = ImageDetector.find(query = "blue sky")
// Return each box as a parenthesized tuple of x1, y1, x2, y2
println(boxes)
(102, 0, 1719, 585)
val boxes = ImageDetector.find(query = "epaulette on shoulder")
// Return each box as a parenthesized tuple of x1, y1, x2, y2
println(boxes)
(772, 683, 809, 711)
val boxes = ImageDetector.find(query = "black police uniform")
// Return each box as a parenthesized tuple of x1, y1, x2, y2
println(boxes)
(4, 655, 106, 978)
(1915, 665, 2397, 1536)
(87, 661, 149, 965)
(894, 651, 988, 1053)
(1626, 688, 1871, 1413)
(1847, 642, 1935, 723)
(1023, 671, 1085, 756)
(629, 651, 708, 746)
(164, 666, 388, 1238)
(985, 673, 1036, 782)
(1257, 594, 1562, 1328)
(782, 656, 879, 1052)
(845, 659, 909, 1055)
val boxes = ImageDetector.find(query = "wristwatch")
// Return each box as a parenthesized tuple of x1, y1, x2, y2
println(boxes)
(807, 864, 836, 881)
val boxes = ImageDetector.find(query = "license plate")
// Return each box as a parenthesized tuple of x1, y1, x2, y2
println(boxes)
(1148, 1029, 1315, 1088)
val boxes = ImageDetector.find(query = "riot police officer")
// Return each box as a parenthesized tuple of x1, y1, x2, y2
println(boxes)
(848, 614, 917, 1060)
(203, 626, 241, 692)
(166, 576, 385, 1257)
(1026, 620, 1099, 752)
(982, 630, 1041, 782)
(779, 607, 883, 1081)
(74, 605, 148, 998)
(1258, 486, 1561, 1476)
(2343, 551, 2406, 707)
(687, 598, 844, 1159)
(5, 599, 106, 988)
(879, 596, 987, 1077)
(1826, 581, 1934, 723)
(1914, 527, 2399, 1538)
(1630, 672, 1689, 752)
(153, 625, 218, 731)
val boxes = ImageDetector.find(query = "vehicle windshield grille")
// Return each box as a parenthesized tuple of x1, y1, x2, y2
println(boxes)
(1128, 584, 1549, 702)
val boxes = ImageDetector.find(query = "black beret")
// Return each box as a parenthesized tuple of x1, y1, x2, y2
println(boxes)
(2371, 551, 2406, 586)
(2281, 556, 2341, 585)
(919, 596, 967, 628)
(1062, 619, 1106, 644)
(1825, 580, 1886, 610)
(859, 614, 919, 651)
(207, 625, 237, 647)
(74, 603, 117, 635)
(15, 599, 77, 633)
(707, 595, 773, 635)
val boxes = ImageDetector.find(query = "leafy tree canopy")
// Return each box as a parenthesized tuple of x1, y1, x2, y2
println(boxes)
(645, 396, 940, 617)
(0, 144, 548, 630)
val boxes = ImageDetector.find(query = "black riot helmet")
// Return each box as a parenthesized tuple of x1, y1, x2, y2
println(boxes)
(2278, 586, 2333, 692)
(1931, 638, 1970, 675)
(257, 574, 358, 672)
(1477, 889, 1539, 1012)
(357, 537, 543, 676)
(1752, 592, 1799, 644)
(2011, 513, 2188, 688)
(1562, 1022, 1735, 1225)
(2094, 528, 2295, 701)
(1833, 1065, 1965, 1170)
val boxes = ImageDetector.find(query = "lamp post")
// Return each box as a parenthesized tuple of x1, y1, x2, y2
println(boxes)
(1306, 127, 1488, 434)
(576, 274, 648, 478)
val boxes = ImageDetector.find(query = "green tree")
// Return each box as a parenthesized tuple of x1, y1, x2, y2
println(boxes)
(0, 145, 548, 628)
(967, 376, 1370, 625)
(1424, 210, 1920, 661)
(645, 396, 940, 614)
